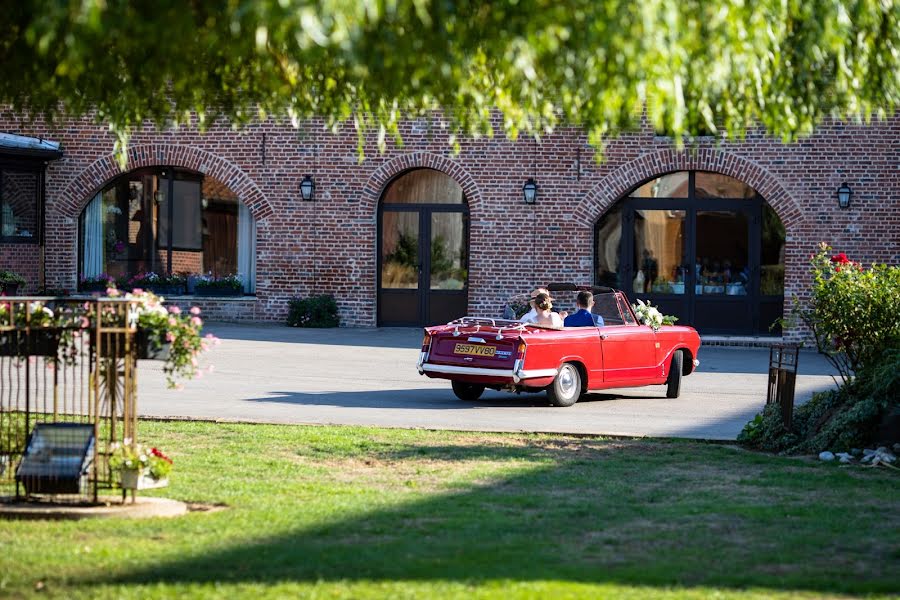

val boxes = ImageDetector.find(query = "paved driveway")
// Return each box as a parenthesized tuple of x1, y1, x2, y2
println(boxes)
(136, 324, 839, 440)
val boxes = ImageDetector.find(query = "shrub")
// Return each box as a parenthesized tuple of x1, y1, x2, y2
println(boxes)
(794, 244, 900, 384)
(287, 295, 340, 328)
(741, 246, 900, 453)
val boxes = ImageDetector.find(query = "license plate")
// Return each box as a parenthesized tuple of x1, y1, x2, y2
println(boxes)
(453, 343, 496, 357)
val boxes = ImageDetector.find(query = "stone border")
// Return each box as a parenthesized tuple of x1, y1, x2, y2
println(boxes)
(0, 496, 189, 520)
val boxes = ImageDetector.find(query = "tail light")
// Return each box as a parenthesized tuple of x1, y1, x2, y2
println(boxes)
(421, 333, 432, 352)
(516, 341, 526, 361)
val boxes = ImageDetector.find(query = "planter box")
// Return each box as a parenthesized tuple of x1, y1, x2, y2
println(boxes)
(0, 329, 60, 357)
(79, 282, 113, 293)
(145, 284, 186, 296)
(194, 286, 243, 297)
(119, 469, 169, 490)
(90, 329, 171, 360)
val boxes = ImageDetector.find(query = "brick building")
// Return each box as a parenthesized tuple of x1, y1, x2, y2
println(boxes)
(1, 113, 898, 340)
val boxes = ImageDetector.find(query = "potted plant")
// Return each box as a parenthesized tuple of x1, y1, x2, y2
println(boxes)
(109, 443, 173, 490)
(0, 270, 26, 295)
(0, 301, 60, 356)
(194, 273, 243, 297)
(123, 271, 186, 296)
(99, 288, 215, 388)
(79, 273, 116, 293)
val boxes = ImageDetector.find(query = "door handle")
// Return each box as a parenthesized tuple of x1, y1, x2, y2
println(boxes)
(599, 333, 608, 340)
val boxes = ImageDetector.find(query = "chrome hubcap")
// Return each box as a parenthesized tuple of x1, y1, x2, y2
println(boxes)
(558, 366, 577, 397)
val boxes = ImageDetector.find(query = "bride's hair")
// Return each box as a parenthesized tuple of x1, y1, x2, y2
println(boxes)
(533, 292, 552, 311)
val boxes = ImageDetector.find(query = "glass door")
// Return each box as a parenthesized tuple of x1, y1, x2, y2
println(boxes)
(379, 209, 422, 325)
(692, 207, 753, 333)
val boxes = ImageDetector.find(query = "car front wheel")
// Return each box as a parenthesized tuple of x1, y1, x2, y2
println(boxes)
(452, 380, 485, 401)
(547, 362, 581, 407)
(666, 350, 683, 398)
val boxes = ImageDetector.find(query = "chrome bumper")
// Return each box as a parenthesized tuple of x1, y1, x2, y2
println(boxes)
(418, 362, 558, 384)
(693, 359, 700, 367)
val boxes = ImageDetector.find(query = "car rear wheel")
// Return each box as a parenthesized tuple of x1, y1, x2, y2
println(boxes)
(452, 381, 485, 401)
(547, 363, 581, 407)
(666, 350, 684, 399)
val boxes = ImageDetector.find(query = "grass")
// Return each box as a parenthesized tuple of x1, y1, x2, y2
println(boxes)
(1, 420, 898, 599)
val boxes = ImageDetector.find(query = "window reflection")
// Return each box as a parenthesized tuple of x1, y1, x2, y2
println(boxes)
(695, 172, 756, 198)
(430, 213, 467, 290)
(633, 210, 686, 294)
(696, 211, 749, 295)
(629, 172, 689, 198)
(760, 203, 785, 296)
(79, 168, 255, 292)
(381, 211, 419, 289)
(594, 204, 623, 288)
(0, 169, 40, 241)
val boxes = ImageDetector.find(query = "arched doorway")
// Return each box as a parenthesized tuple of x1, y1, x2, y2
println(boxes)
(594, 171, 785, 335)
(78, 166, 256, 293)
(378, 169, 469, 326)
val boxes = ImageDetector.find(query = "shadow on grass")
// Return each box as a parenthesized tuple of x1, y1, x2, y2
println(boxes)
(96, 441, 896, 595)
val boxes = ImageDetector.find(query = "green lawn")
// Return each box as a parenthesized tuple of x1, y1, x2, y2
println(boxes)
(1, 421, 898, 599)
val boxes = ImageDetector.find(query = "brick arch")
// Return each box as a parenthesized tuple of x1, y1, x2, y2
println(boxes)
(573, 148, 804, 228)
(360, 152, 483, 216)
(58, 144, 273, 221)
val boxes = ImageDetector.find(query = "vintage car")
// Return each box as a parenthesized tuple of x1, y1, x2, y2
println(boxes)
(417, 284, 701, 407)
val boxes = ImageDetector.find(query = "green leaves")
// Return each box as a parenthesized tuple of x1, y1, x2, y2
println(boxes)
(1, 0, 897, 161)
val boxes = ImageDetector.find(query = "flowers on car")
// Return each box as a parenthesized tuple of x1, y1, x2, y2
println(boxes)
(109, 442, 173, 481)
(632, 299, 678, 331)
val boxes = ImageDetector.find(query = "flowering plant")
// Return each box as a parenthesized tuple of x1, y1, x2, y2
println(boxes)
(124, 271, 186, 289)
(792, 243, 900, 384)
(195, 273, 243, 291)
(106, 288, 216, 388)
(108, 443, 173, 480)
(80, 273, 117, 290)
(0, 301, 55, 327)
(631, 299, 678, 331)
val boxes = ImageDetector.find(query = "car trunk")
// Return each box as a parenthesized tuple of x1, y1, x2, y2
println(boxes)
(427, 331, 521, 370)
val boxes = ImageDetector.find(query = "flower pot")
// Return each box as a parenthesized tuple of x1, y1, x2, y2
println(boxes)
(119, 469, 168, 490)
(0, 329, 60, 357)
(194, 286, 243, 297)
(0, 282, 20, 295)
(89, 329, 171, 360)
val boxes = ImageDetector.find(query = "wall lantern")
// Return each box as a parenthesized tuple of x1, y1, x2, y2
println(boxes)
(837, 182, 852, 209)
(522, 178, 538, 204)
(300, 174, 315, 202)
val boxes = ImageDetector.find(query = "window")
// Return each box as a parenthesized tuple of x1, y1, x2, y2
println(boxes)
(79, 167, 256, 292)
(0, 168, 40, 243)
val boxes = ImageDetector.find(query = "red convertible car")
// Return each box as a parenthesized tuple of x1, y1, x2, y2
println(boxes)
(417, 284, 701, 407)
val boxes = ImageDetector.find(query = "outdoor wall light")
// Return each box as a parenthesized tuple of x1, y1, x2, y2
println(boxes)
(300, 174, 315, 202)
(837, 182, 852, 209)
(523, 178, 538, 204)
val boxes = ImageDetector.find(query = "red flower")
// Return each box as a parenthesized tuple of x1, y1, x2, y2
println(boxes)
(151, 447, 173, 464)
(830, 253, 851, 265)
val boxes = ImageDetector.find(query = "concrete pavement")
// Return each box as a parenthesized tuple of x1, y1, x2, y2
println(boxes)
(135, 324, 839, 440)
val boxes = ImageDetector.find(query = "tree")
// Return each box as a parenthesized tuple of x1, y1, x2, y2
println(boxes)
(1, 0, 897, 162)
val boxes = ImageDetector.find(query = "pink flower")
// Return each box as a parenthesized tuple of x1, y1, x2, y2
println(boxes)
(169, 306, 182, 315)
(132, 288, 143, 295)
(80, 317, 90, 329)
(168, 317, 177, 327)
(196, 370, 204, 379)
(190, 306, 201, 315)
(106, 287, 120, 297)
(165, 331, 175, 343)
(191, 357, 198, 367)
(190, 316, 202, 327)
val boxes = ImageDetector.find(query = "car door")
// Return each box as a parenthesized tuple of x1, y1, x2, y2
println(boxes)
(595, 292, 658, 384)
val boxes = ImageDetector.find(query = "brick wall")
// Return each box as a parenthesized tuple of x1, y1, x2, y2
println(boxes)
(0, 243, 40, 292)
(0, 110, 897, 339)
